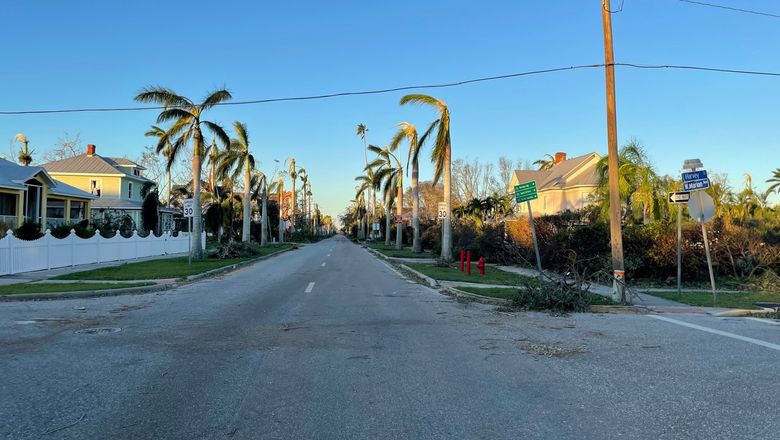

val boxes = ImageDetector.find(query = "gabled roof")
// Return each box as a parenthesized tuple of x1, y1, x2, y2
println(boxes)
(0, 157, 57, 189)
(0, 158, 95, 199)
(509, 152, 601, 192)
(43, 153, 149, 181)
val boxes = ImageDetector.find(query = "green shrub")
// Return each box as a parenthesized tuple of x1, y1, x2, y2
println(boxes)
(14, 220, 43, 241)
(49, 223, 75, 239)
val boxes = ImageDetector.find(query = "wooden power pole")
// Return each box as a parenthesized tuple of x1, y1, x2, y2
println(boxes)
(601, 0, 626, 302)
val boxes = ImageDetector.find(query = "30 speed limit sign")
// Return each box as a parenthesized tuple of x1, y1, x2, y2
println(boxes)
(183, 198, 195, 217)
(437, 202, 447, 220)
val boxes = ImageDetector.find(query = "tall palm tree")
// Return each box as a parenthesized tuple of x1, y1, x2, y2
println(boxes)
(368, 145, 404, 250)
(391, 122, 424, 252)
(134, 87, 232, 259)
(595, 140, 657, 224)
(400, 94, 453, 261)
(356, 123, 372, 238)
(250, 171, 277, 246)
(533, 154, 556, 171)
(218, 121, 255, 242)
(286, 158, 301, 229)
(15, 133, 33, 166)
(768, 168, 780, 194)
(299, 169, 309, 228)
(144, 125, 175, 207)
(277, 174, 285, 242)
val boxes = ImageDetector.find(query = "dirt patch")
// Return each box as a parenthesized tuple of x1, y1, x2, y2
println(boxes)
(110, 303, 148, 314)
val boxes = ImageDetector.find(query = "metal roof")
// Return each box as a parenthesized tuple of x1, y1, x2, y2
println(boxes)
(0, 158, 94, 199)
(509, 153, 602, 192)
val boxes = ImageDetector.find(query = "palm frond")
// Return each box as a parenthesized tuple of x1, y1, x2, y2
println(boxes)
(202, 120, 230, 148)
(134, 86, 192, 108)
(200, 88, 233, 110)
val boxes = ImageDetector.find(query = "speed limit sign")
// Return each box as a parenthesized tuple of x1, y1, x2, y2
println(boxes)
(183, 198, 195, 217)
(437, 202, 447, 220)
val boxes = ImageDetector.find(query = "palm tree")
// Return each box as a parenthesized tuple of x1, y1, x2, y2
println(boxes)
(391, 122, 424, 252)
(766, 168, 780, 194)
(277, 173, 285, 243)
(134, 87, 232, 259)
(144, 125, 175, 207)
(15, 133, 33, 166)
(299, 169, 309, 229)
(368, 145, 404, 249)
(533, 154, 556, 171)
(218, 121, 255, 242)
(286, 158, 301, 229)
(400, 94, 453, 261)
(250, 171, 278, 246)
(595, 140, 657, 224)
(356, 123, 372, 238)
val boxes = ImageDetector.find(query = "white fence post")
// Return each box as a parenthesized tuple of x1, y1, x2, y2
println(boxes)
(70, 229, 76, 267)
(45, 229, 52, 270)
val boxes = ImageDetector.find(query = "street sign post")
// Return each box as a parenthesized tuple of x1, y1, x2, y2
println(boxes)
(681, 161, 716, 300)
(514, 181, 542, 276)
(668, 191, 690, 295)
(183, 198, 194, 265)
(437, 202, 447, 221)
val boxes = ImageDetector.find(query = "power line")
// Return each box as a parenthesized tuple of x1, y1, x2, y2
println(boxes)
(678, 0, 780, 19)
(2, 62, 780, 116)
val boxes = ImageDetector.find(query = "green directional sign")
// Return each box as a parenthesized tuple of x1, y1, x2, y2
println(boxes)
(514, 181, 538, 203)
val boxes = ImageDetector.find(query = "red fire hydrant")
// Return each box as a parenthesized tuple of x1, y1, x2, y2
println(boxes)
(459, 249, 465, 272)
(477, 257, 486, 276)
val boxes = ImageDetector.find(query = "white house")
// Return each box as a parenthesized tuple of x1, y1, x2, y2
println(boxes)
(508, 152, 602, 216)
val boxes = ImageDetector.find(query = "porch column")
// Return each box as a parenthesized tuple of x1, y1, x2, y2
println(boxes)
(41, 185, 48, 227)
(65, 199, 71, 224)
(16, 191, 23, 227)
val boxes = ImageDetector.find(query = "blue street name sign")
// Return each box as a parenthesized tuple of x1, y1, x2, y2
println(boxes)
(682, 170, 708, 182)
(681, 170, 710, 191)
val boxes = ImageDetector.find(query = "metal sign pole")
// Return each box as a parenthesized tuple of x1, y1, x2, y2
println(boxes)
(676, 206, 682, 296)
(697, 191, 716, 302)
(188, 217, 192, 265)
(527, 201, 543, 277)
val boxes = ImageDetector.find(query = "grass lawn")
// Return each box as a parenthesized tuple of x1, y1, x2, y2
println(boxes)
(366, 242, 433, 259)
(0, 282, 153, 295)
(54, 244, 293, 281)
(456, 286, 616, 305)
(631, 277, 745, 290)
(648, 290, 780, 309)
(405, 263, 535, 286)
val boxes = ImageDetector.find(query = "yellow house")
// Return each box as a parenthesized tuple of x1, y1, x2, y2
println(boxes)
(42, 144, 175, 231)
(508, 152, 602, 216)
(0, 158, 95, 228)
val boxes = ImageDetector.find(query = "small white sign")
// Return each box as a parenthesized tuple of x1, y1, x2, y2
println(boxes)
(683, 158, 703, 171)
(687, 192, 715, 223)
(437, 202, 447, 220)
(183, 199, 195, 218)
(373, 223, 380, 231)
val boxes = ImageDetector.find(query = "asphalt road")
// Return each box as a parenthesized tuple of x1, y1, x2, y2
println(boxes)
(1, 235, 779, 439)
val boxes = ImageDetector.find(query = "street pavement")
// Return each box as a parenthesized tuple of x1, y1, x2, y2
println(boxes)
(1, 235, 779, 439)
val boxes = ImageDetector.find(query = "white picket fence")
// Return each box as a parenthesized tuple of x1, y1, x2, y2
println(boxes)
(0, 229, 206, 276)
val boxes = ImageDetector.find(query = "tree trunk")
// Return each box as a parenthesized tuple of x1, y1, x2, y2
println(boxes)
(441, 142, 453, 262)
(278, 177, 284, 243)
(385, 203, 392, 246)
(411, 158, 421, 253)
(261, 190, 268, 246)
(192, 127, 204, 260)
(242, 157, 251, 242)
(372, 190, 377, 240)
(291, 176, 296, 230)
(395, 183, 403, 250)
(166, 170, 171, 209)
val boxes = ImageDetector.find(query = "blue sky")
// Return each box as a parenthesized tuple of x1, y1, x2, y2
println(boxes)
(2, 0, 779, 217)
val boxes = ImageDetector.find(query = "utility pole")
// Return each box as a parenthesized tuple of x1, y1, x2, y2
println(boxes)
(602, 0, 626, 302)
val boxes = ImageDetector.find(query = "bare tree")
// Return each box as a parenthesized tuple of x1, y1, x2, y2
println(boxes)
(137, 146, 165, 189)
(496, 156, 533, 193)
(41, 132, 82, 162)
(452, 158, 496, 203)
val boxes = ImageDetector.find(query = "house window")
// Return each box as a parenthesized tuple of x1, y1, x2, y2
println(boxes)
(133, 169, 140, 176)
(24, 182, 42, 223)
(128, 182, 133, 199)
(46, 199, 66, 220)
(0, 193, 17, 220)
(90, 180, 102, 197)
(71, 201, 85, 221)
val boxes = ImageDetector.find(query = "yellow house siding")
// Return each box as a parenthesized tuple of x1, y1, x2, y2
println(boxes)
(48, 174, 123, 199)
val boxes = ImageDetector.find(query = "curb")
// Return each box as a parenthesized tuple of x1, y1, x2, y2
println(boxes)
(0, 283, 171, 302)
(441, 285, 512, 306)
(185, 245, 297, 282)
(398, 264, 439, 288)
(0, 245, 298, 302)
(713, 309, 779, 317)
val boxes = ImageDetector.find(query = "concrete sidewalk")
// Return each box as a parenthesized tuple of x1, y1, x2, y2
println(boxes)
(0, 252, 189, 286)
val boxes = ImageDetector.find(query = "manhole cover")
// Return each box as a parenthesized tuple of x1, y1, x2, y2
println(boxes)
(74, 327, 121, 335)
